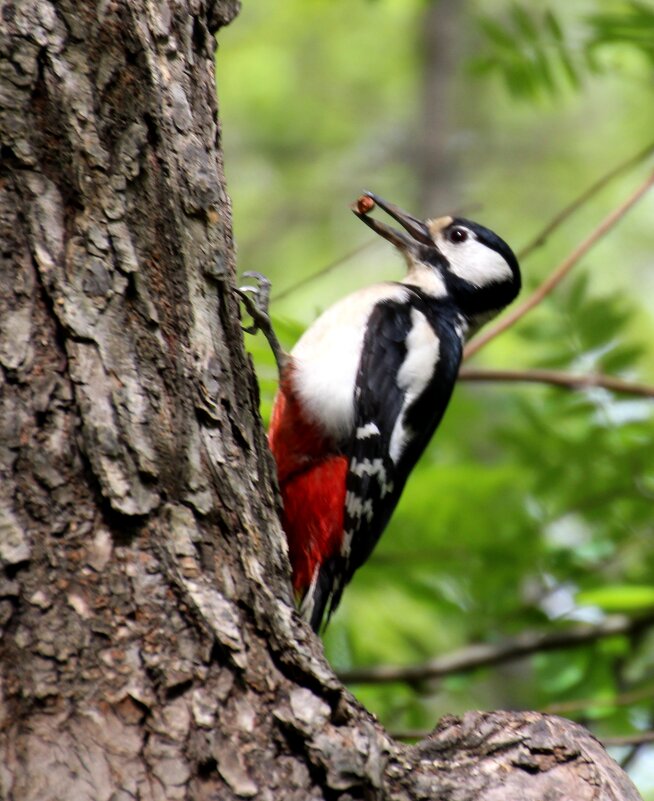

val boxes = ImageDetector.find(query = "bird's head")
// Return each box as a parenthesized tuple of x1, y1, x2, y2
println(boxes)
(353, 192, 521, 324)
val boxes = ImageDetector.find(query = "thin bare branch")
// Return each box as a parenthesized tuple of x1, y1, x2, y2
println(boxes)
(518, 139, 654, 259)
(272, 240, 375, 302)
(464, 170, 654, 360)
(338, 613, 654, 686)
(603, 731, 654, 748)
(459, 367, 654, 399)
(543, 686, 654, 717)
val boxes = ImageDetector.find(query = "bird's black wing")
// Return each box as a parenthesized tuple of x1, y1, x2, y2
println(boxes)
(310, 292, 463, 630)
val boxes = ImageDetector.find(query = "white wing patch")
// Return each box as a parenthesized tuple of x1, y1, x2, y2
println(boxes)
(341, 528, 354, 560)
(349, 457, 394, 498)
(454, 314, 468, 341)
(291, 283, 411, 442)
(389, 308, 441, 463)
(345, 490, 375, 523)
(356, 422, 380, 439)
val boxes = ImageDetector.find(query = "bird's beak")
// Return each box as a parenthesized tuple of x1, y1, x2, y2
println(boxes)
(352, 192, 434, 254)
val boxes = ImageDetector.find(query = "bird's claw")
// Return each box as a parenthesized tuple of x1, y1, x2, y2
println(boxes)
(235, 272, 272, 336)
(235, 272, 288, 374)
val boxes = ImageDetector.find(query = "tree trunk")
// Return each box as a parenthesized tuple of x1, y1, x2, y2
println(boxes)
(414, 0, 464, 216)
(0, 2, 642, 799)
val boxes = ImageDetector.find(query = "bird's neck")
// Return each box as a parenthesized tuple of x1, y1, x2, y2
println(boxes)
(402, 266, 448, 299)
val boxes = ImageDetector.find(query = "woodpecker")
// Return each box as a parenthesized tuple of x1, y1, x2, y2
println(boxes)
(240, 192, 521, 632)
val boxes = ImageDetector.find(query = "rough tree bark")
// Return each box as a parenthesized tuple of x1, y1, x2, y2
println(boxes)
(0, 2, 643, 799)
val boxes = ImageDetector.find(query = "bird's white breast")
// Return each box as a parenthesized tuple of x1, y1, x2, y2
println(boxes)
(291, 283, 410, 442)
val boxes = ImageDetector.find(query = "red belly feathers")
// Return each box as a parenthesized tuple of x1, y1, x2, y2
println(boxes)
(268, 369, 347, 600)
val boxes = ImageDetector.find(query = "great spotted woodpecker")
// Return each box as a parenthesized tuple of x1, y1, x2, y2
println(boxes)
(239, 192, 521, 632)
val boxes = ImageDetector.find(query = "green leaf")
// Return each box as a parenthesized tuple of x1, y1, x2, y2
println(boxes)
(544, 9, 563, 42)
(474, 6, 582, 99)
(510, 4, 539, 43)
(588, 1, 654, 63)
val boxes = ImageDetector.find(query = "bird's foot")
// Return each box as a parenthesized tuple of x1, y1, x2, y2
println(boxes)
(235, 272, 288, 374)
(235, 271, 272, 335)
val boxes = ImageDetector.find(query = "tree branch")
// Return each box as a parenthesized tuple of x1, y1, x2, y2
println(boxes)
(464, 169, 654, 360)
(338, 613, 654, 685)
(518, 139, 654, 259)
(272, 240, 374, 302)
(392, 728, 654, 749)
(603, 731, 654, 748)
(544, 686, 654, 717)
(403, 711, 643, 800)
(459, 367, 654, 399)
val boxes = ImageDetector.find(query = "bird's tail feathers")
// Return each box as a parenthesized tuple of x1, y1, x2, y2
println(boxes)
(299, 558, 340, 633)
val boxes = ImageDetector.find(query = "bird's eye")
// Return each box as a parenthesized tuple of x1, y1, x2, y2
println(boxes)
(447, 226, 468, 244)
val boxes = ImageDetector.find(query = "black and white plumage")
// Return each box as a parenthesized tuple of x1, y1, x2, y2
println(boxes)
(265, 192, 521, 630)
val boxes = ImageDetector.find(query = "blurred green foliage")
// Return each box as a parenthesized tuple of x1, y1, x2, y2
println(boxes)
(472, 1, 654, 99)
(471, 7, 584, 98)
(218, 0, 654, 793)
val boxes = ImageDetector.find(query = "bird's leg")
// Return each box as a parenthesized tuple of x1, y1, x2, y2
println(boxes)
(235, 272, 289, 374)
